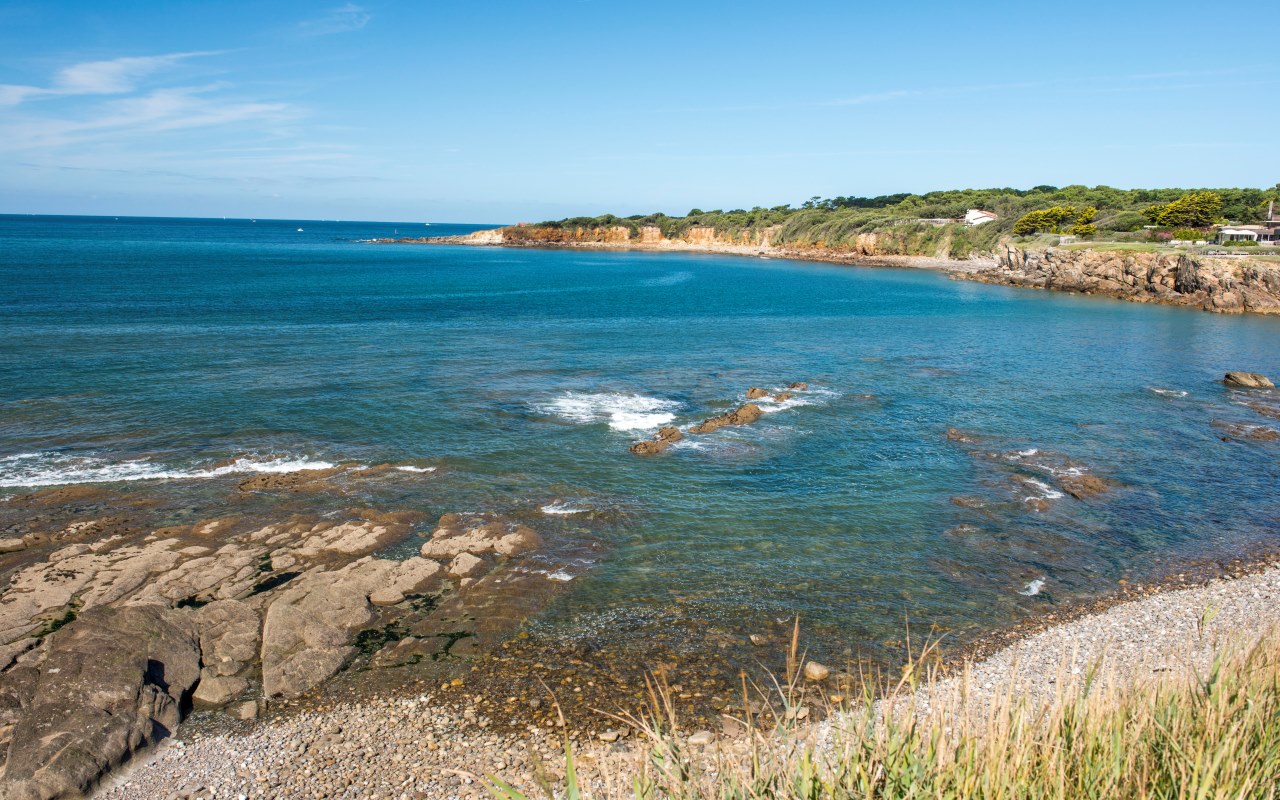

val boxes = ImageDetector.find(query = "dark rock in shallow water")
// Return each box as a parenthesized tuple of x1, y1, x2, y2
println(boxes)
(0, 604, 199, 800)
(1057, 473, 1113, 500)
(689, 403, 763, 434)
(1223, 371, 1274, 389)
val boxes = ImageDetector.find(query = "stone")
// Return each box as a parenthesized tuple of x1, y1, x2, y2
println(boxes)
(421, 515, 541, 560)
(369, 588, 406, 606)
(1224, 372, 1274, 389)
(772, 392, 792, 402)
(745, 387, 768, 400)
(788, 382, 809, 390)
(687, 730, 715, 746)
(657, 426, 683, 442)
(0, 538, 26, 554)
(749, 634, 768, 646)
(229, 700, 259, 721)
(803, 661, 831, 682)
(0, 604, 200, 800)
(597, 729, 621, 743)
(192, 671, 248, 707)
(449, 552, 485, 578)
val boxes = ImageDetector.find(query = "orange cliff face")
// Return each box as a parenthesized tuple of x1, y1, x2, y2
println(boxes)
(474, 224, 780, 248)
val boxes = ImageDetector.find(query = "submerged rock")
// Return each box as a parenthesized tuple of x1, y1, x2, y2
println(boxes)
(1057, 473, 1113, 500)
(1224, 371, 1274, 389)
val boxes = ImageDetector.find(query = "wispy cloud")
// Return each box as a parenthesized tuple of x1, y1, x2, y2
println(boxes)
(0, 51, 221, 106)
(298, 4, 371, 36)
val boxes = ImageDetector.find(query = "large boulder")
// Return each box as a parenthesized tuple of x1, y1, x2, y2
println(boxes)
(0, 604, 200, 800)
(194, 600, 260, 677)
(1224, 372, 1274, 389)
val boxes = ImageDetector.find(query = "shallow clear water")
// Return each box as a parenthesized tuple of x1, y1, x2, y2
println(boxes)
(3, 215, 1278, 660)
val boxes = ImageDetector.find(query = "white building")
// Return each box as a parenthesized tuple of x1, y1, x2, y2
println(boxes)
(964, 209, 998, 227)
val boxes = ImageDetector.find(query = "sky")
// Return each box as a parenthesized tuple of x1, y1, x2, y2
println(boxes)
(0, 1, 1276, 223)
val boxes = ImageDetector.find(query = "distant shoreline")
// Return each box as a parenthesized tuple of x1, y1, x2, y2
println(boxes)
(375, 231, 994, 273)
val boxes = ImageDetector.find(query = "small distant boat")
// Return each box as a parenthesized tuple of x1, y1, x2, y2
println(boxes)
(424, 222, 431, 226)
(296, 228, 304, 232)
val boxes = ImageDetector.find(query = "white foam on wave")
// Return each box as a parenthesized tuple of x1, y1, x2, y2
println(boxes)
(0, 452, 339, 489)
(395, 465, 437, 473)
(751, 386, 839, 414)
(1020, 478, 1064, 501)
(1019, 578, 1047, 596)
(642, 271, 694, 287)
(1148, 386, 1188, 398)
(540, 502, 589, 515)
(546, 570, 575, 582)
(536, 392, 679, 431)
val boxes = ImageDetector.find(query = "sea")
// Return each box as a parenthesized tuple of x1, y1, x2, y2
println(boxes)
(2, 214, 1279, 664)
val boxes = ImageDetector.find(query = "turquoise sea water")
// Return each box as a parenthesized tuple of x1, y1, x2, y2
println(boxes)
(2, 215, 1279, 661)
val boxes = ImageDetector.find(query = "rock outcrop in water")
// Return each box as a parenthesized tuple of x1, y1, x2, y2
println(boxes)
(1224, 371, 1274, 389)
(689, 404, 763, 434)
(961, 248, 1280, 315)
(629, 426, 684, 456)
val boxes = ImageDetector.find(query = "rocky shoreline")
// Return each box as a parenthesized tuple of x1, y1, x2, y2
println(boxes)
(383, 227, 1280, 315)
(88, 554, 1280, 800)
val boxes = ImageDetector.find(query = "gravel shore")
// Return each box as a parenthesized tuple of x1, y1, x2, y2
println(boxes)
(96, 561, 1280, 800)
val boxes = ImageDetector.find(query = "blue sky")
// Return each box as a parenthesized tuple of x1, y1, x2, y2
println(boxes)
(1, 1, 1276, 222)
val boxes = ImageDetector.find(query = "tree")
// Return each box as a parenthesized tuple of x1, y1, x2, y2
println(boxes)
(1013, 205, 1078, 235)
(1144, 191, 1224, 228)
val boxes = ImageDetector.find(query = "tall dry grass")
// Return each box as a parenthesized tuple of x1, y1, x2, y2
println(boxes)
(488, 629, 1280, 800)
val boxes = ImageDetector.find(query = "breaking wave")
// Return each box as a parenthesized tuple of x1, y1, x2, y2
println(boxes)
(0, 452, 339, 489)
(536, 392, 679, 431)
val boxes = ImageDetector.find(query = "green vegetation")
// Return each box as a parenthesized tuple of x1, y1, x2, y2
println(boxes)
(537, 185, 1280, 259)
(487, 636, 1280, 800)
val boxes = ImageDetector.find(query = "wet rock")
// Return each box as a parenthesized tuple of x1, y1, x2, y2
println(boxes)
(1224, 372, 1274, 389)
(745, 387, 768, 400)
(0, 604, 200, 800)
(1057, 473, 1112, 500)
(236, 467, 344, 492)
(803, 661, 831, 682)
(0, 538, 26, 554)
(689, 404, 763, 434)
(945, 428, 980, 444)
(1217, 422, 1280, 442)
(772, 392, 792, 402)
(629, 440, 670, 456)
(192, 671, 248, 707)
(420, 515, 541, 560)
(657, 426, 683, 442)
(788, 382, 809, 390)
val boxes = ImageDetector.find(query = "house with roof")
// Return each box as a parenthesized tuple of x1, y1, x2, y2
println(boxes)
(1217, 201, 1279, 244)
(964, 209, 999, 227)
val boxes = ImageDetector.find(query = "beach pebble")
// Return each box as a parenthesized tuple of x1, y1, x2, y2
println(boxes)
(687, 730, 714, 746)
(803, 661, 830, 682)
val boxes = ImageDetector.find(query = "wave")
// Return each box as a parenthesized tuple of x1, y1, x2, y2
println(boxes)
(1148, 387, 1188, 398)
(1019, 577, 1047, 596)
(535, 392, 679, 431)
(540, 501, 589, 515)
(395, 465, 436, 473)
(750, 386, 839, 414)
(0, 452, 339, 489)
(1019, 477, 1064, 501)
(642, 271, 694, 287)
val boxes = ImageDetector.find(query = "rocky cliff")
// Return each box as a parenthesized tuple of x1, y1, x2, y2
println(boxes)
(960, 247, 1280, 315)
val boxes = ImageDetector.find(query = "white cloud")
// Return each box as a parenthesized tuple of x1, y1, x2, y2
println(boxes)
(298, 4, 371, 36)
(0, 51, 221, 106)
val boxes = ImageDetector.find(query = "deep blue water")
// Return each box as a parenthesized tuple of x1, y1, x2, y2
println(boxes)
(2, 214, 1278, 659)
